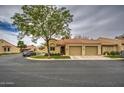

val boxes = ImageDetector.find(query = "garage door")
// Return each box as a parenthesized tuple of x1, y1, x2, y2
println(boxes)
(85, 46, 98, 55)
(69, 46, 82, 56)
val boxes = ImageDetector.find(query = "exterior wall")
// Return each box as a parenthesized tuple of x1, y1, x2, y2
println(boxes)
(0, 40, 20, 54)
(82, 45, 85, 56)
(122, 44, 124, 50)
(102, 45, 118, 54)
(98, 45, 102, 55)
(49, 39, 61, 54)
(38, 39, 61, 54)
(65, 44, 69, 55)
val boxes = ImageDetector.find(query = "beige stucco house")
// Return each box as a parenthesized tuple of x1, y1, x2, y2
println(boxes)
(22, 45, 37, 52)
(0, 39, 20, 54)
(40, 37, 124, 56)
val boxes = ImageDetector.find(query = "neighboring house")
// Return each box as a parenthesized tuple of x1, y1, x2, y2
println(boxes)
(22, 45, 37, 51)
(23, 45, 37, 51)
(41, 37, 124, 56)
(0, 39, 20, 54)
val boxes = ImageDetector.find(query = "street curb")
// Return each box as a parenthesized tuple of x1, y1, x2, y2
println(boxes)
(26, 57, 124, 61)
(26, 57, 72, 60)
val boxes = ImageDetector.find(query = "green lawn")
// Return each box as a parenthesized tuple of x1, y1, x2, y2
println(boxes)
(0, 53, 20, 56)
(31, 55, 70, 59)
(105, 55, 123, 58)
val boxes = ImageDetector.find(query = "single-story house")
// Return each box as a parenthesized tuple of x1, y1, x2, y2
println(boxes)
(41, 37, 124, 56)
(0, 39, 20, 54)
(22, 45, 37, 52)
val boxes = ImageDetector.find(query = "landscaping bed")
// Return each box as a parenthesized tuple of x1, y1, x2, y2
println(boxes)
(104, 51, 124, 59)
(105, 55, 123, 58)
(31, 55, 70, 59)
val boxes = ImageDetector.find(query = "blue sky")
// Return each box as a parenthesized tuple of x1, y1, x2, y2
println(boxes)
(0, 5, 124, 46)
(0, 21, 18, 32)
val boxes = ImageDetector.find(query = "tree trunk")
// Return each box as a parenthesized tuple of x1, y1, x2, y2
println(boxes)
(20, 47, 22, 52)
(46, 40, 50, 57)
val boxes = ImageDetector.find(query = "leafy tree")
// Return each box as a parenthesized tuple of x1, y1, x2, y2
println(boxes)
(12, 5, 73, 56)
(61, 34, 71, 39)
(17, 40, 27, 52)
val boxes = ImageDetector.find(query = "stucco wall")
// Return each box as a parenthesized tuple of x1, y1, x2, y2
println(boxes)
(49, 39, 60, 53)
(122, 44, 124, 50)
(38, 39, 61, 54)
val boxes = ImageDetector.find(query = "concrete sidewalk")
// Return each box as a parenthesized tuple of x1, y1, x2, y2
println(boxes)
(26, 56, 124, 61)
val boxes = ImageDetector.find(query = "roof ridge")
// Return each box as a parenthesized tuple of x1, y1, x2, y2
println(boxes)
(0, 39, 17, 47)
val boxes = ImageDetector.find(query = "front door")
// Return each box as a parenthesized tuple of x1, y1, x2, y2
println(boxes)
(61, 46, 65, 55)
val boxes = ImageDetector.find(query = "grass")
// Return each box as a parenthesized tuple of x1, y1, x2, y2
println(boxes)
(0, 53, 20, 56)
(105, 55, 123, 58)
(31, 55, 70, 59)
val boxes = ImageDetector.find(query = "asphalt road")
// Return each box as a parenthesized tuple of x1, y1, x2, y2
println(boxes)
(0, 54, 124, 87)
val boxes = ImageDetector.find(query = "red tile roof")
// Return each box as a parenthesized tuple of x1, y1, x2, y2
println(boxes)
(57, 39, 100, 45)
(56, 37, 123, 45)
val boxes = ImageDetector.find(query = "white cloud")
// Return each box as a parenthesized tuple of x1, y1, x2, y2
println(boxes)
(0, 30, 44, 46)
(0, 5, 22, 23)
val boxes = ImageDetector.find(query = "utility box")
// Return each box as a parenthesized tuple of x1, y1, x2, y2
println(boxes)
(120, 50, 124, 57)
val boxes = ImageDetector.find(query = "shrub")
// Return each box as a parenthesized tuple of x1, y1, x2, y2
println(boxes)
(114, 51, 120, 55)
(44, 53, 61, 56)
(110, 51, 120, 56)
(110, 51, 116, 55)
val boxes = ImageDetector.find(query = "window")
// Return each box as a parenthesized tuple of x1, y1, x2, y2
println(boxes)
(50, 47, 55, 51)
(3, 47, 10, 52)
(4, 47, 6, 52)
(8, 47, 10, 51)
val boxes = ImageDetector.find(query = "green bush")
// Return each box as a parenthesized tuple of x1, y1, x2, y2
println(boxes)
(110, 51, 120, 56)
(110, 51, 116, 55)
(115, 51, 120, 55)
(44, 53, 61, 56)
(103, 51, 120, 56)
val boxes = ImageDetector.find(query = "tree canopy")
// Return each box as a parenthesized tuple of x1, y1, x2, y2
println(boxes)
(17, 40, 27, 52)
(12, 5, 73, 56)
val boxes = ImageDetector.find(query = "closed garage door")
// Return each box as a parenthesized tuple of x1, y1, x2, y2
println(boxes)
(69, 46, 82, 56)
(85, 46, 98, 55)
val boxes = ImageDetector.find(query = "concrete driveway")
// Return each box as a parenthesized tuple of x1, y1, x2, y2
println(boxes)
(0, 54, 124, 87)
(70, 56, 111, 60)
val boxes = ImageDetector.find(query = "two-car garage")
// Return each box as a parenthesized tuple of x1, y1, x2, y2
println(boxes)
(69, 46, 98, 56)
